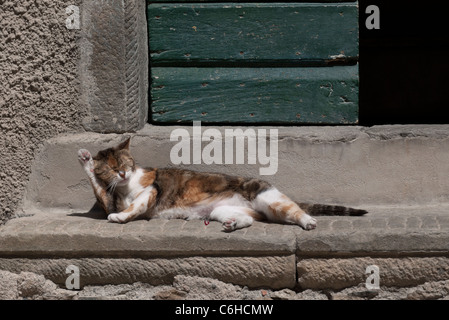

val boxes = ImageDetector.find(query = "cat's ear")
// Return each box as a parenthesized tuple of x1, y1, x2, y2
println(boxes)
(117, 137, 131, 150)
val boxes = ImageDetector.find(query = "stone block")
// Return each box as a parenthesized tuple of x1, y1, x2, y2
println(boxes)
(79, 0, 148, 133)
(0, 255, 296, 290)
(297, 257, 449, 290)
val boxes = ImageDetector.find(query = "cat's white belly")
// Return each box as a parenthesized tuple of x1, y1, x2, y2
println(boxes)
(156, 193, 252, 220)
(156, 206, 211, 220)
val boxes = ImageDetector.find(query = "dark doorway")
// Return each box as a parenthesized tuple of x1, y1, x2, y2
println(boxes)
(359, 0, 449, 125)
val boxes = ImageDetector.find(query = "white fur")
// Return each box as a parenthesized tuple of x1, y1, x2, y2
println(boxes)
(78, 149, 104, 198)
(209, 206, 254, 231)
(213, 193, 251, 209)
(254, 187, 317, 230)
(115, 167, 146, 208)
(157, 206, 207, 220)
(108, 168, 157, 223)
(252, 187, 284, 215)
(299, 214, 317, 230)
(157, 193, 250, 220)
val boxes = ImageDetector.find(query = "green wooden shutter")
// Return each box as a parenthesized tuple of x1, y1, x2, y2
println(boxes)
(148, 2, 359, 124)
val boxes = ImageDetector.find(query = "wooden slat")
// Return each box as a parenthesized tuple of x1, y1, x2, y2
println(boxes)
(148, 3, 358, 65)
(151, 66, 359, 124)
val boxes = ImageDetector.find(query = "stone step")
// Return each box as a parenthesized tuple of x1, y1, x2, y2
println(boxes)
(1, 204, 449, 290)
(7, 124, 449, 290)
(18, 124, 449, 214)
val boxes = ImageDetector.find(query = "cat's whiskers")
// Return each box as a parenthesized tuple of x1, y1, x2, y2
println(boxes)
(107, 179, 119, 195)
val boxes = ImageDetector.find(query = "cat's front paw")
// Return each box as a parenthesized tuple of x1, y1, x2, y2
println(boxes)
(78, 149, 94, 171)
(108, 213, 125, 223)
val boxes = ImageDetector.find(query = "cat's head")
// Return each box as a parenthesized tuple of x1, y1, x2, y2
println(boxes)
(92, 137, 136, 189)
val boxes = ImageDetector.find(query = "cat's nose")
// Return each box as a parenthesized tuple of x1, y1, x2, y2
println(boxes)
(118, 171, 126, 179)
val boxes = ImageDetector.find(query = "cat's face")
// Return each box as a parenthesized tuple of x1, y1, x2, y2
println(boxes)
(92, 138, 136, 189)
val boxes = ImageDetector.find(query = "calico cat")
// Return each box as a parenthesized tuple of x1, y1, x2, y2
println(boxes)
(77, 137, 367, 231)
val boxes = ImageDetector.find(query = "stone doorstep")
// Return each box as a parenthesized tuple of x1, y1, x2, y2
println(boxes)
(0, 210, 298, 258)
(3, 204, 449, 258)
(20, 124, 449, 214)
(1, 204, 449, 289)
(0, 210, 298, 289)
(296, 204, 449, 256)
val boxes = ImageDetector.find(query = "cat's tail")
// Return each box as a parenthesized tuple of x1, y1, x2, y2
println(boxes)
(296, 202, 368, 216)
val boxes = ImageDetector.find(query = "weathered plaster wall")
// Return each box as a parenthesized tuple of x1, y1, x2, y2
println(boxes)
(0, 0, 86, 224)
(0, 0, 148, 224)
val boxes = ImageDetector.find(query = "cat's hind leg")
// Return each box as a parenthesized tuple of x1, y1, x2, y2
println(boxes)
(254, 188, 317, 230)
(209, 206, 259, 232)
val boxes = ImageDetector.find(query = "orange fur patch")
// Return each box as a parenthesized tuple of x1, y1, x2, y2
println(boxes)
(147, 188, 158, 212)
(123, 204, 134, 213)
(268, 201, 283, 220)
(139, 170, 156, 188)
(282, 202, 296, 214)
(268, 200, 305, 222)
(178, 179, 210, 205)
(180, 190, 209, 206)
(245, 208, 265, 221)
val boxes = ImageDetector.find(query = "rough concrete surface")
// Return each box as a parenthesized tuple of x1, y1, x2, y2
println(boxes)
(0, 211, 298, 257)
(298, 257, 449, 290)
(0, 270, 76, 300)
(3, 206, 449, 260)
(1, 205, 448, 292)
(296, 204, 449, 256)
(0, 0, 149, 225)
(0, 255, 296, 289)
(2, 270, 449, 300)
(0, 0, 86, 224)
